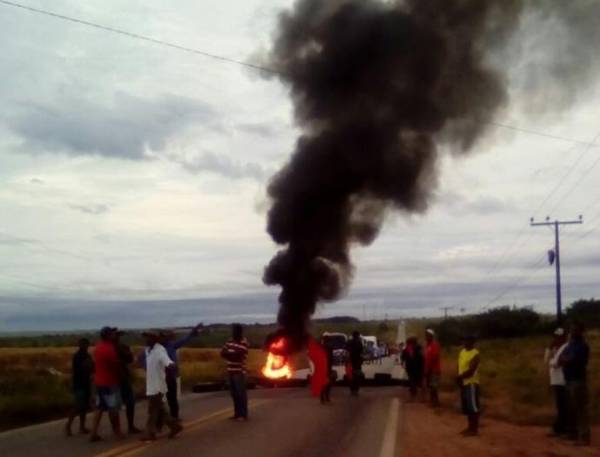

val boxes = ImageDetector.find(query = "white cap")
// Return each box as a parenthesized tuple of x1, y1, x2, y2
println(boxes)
(554, 328, 565, 336)
(426, 328, 435, 336)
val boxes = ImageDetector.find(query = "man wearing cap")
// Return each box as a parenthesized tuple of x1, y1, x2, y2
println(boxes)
(424, 329, 441, 407)
(457, 335, 480, 436)
(544, 327, 568, 437)
(141, 330, 182, 441)
(159, 323, 203, 421)
(89, 327, 124, 442)
(114, 329, 141, 434)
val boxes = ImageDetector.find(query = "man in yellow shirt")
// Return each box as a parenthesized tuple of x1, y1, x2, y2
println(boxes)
(457, 335, 480, 436)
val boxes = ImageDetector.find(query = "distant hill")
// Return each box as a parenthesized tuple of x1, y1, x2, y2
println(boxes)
(313, 316, 361, 324)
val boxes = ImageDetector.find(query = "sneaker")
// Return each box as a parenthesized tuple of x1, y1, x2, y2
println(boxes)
(89, 434, 103, 443)
(140, 434, 156, 442)
(128, 427, 142, 435)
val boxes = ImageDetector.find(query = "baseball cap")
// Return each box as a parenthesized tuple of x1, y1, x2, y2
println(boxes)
(426, 328, 435, 336)
(554, 328, 565, 336)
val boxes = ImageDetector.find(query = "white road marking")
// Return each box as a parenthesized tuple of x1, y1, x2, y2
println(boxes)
(379, 397, 400, 457)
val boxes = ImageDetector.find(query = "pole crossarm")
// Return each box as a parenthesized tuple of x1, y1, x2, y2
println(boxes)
(530, 219, 583, 227)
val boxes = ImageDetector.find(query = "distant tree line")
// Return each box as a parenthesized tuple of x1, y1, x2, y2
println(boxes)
(433, 299, 600, 345)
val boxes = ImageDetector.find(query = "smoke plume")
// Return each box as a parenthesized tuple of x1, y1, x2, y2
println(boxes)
(261, 0, 600, 346)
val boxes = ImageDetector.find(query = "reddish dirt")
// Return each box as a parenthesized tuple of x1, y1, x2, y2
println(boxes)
(400, 400, 599, 457)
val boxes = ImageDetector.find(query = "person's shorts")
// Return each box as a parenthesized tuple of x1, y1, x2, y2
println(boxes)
(461, 383, 480, 415)
(96, 386, 122, 412)
(73, 388, 91, 412)
(428, 374, 440, 389)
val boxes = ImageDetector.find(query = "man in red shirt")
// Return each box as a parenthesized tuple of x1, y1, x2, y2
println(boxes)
(89, 327, 124, 442)
(424, 328, 441, 407)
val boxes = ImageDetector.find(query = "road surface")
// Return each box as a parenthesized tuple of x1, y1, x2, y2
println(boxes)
(0, 386, 403, 457)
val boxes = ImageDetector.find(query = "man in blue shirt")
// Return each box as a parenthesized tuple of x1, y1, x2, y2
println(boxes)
(560, 322, 590, 446)
(159, 323, 203, 420)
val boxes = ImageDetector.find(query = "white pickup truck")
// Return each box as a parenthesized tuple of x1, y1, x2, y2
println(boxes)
(295, 326, 407, 383)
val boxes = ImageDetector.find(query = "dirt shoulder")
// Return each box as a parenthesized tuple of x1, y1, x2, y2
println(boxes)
(399, 399, 599, 457)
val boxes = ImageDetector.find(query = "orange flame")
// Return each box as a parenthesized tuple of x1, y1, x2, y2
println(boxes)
(262, 337, 292, 379)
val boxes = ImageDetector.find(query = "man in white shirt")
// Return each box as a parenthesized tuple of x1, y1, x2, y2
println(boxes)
(140, 330, 183, 441)
(544, 327, 568, 436)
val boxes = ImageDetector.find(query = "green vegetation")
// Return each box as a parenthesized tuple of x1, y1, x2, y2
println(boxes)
(434, 330, 600, 426)
(0, 318, 396, 349)
(1, 305, 599, 432)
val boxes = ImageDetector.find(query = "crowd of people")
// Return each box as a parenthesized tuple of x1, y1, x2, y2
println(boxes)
(398, 323, 591, 446)
(65, 321, 591, 448)
(544, 323, 591, 446)
(65, 323, 204, 442)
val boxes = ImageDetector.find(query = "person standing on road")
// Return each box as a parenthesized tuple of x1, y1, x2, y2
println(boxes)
(544, 327, 568, 437)
(159, 324, 203, 421)
(140, 330, 183, 441)
(559, 322, 590, 446)
(114, 330, 141, 434)
(89, 327, 124, 442)
(401, 336, 424, 401)
(320, 338, 334, 404)
(221, 324, 249, 421)
(346, 331, 364, 396)
(65, 338, 94, 436)
(424, 329, 441, 407)
(457, 335, 480, 437)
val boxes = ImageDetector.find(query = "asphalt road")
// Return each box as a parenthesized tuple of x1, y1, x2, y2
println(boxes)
(0, 386, 403, 457)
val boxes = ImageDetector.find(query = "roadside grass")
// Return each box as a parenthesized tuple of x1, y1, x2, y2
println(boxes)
(0, 347, 267, 431)
(435, 330, 600, 426)
(2, 324, 598, 431)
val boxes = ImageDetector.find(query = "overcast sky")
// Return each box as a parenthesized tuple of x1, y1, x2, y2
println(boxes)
(1, 0, 599, 332)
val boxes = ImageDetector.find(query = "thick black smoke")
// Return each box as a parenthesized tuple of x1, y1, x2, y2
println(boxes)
(261, 0, 599, 346)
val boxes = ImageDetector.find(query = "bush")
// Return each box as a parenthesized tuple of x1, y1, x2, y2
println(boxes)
(566, 298, 600, 328)
(434, 306, 541, 345)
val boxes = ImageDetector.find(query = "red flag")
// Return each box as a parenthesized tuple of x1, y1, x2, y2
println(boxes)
(307, 336, 328, 397)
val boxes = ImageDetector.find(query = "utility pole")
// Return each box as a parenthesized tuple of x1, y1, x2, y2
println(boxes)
(440, 306, 453, 320)
(530, 215, 583, 323)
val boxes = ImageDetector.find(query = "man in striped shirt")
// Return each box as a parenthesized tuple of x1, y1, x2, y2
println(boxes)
(221, 324, 249, 421)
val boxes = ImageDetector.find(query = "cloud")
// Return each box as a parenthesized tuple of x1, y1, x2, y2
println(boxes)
(7, 93, 217, 160)
(236, 122, 279, 138)
(176, 151, 267, 181)
(0, 233, 37, 246)
(30, 178, 44, 184)
(68, 204, 110, 215)
(436, 191, 515, 215)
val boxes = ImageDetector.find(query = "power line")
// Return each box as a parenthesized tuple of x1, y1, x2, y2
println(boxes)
(0, 0, 280, 75)
(488, 121, 600, 148)
(545, 132, 600, 216)
(479, 135, 598, 290)
(530, 143, 587, 218)
(3, 0, 599, 152)
(482, 253, 547, 309)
